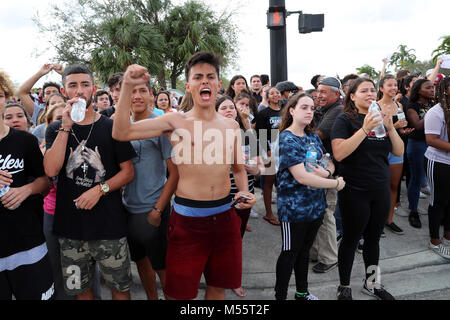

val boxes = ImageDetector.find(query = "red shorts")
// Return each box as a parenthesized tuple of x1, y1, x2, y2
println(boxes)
(164, 208, 242, 300)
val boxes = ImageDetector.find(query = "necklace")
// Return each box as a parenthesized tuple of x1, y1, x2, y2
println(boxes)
(70, 113, 96, 150)
(70, 113, 96, 178)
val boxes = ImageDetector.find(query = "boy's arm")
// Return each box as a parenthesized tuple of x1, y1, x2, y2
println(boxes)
(18, 64, 54, 116)
(112, 64, 174, 142)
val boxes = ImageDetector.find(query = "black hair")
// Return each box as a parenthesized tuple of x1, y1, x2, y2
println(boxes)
(343, 77, 376, 119)
(155, 91, 172, 109)
(184, 51, 222, 81)
(410, 79, 432, 104)
(342, 74, 359, 86)
(311, 75, 321, 89)
(42, 82, 61, 95)
(260, 74, 270, 86)
(62, 64, 94, 85)
(400, 75, 418, 96)
(225, 75, 250, 99)
(4, 103, 34, 128)
(94, 90, 110, 102)
(250, 75, 261, 82)
(377, 74, 397, 100)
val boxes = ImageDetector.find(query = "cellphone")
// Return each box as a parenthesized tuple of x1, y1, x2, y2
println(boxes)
(231, 195, 253, 207)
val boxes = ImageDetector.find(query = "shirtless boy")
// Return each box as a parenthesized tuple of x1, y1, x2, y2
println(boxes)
(113, 51, 256, 300)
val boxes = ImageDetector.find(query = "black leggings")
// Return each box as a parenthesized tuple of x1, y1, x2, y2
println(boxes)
(275, 217, 323, 300)
(425, 158, 450, 240)
(338, 185, 390, 286)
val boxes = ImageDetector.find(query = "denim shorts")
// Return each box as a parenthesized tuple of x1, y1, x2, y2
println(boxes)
(388, 152, 404, 165)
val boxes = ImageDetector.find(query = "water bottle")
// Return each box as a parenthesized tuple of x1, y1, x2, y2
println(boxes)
(320, 153, 331, 169)
(0, 185, 19, 210)
(368, 101, 386, 138)
(305, 143, 318, 190)
(71, 98, 87, 122)
(397, 107, 406, 121)
(305, 143, 318, 173)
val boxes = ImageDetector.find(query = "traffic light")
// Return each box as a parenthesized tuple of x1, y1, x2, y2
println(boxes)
(267, 7, 286, 29)
(298, 13, 324, 34)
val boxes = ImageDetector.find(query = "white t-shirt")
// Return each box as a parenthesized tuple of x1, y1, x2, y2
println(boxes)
(424, 104, 450, 165)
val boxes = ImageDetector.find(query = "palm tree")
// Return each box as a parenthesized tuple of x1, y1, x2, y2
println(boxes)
(432, 35, 450, 62)
(389, 45, 417, 71)
(91, 14, 164, 84)
(159, 0, 238, 88)
(356, 64, 380, 80)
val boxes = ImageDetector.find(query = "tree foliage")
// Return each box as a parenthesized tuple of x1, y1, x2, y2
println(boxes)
(33, 0, 239, 88)
(356, 64, 380, 80)
(432, 35, 450, 62)
(389, 44, 417, 71)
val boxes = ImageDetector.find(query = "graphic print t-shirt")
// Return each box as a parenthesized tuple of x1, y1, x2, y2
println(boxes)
(46, 116, 136, 240)
(255, 106, 282, 153)
(0, 128, 46, 258)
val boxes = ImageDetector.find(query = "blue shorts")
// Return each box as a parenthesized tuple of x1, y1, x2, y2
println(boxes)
(388, 153, 404, 165)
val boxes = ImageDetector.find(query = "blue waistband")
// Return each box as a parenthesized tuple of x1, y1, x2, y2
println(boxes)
(173, 196, 233, 217)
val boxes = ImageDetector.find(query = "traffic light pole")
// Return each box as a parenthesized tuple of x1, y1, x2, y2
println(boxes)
(269, 0, 288, 86)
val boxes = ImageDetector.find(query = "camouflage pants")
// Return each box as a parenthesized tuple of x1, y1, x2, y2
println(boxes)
(58, 237, 131, 296)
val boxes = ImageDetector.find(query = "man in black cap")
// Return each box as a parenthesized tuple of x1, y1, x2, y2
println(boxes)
(275, 81, 299, 108)
(310, 77, 344, 274)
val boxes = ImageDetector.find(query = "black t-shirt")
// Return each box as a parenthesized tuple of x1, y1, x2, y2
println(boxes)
(331, 113, 392, 191)
(100, 106, 116, 118)
(406, 102, 430, 141)
(255, 106, 282, 153)
(45, 116, 136, 240)
(252, 91, 262, 104)
(0, 128, 46, 258)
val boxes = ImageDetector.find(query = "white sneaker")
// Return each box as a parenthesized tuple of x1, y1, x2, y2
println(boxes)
(250, 209, 259, 218)
(421, 186, 431, 195)
(419, 192, 427, 199)
(442, 238, 450, 247)
(429, 242, 450, 260)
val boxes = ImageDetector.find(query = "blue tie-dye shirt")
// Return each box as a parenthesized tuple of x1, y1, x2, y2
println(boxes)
(276, 130, 327, 223)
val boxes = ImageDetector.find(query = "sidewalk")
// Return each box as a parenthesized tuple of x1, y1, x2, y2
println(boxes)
(102, 181, 450, 300)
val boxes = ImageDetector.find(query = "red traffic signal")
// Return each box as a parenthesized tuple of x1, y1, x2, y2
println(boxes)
(267, 8, 286, 29)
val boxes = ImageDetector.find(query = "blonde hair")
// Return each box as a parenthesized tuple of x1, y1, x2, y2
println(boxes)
(0, 71, 16, 99)
(179, 92, 194, 113)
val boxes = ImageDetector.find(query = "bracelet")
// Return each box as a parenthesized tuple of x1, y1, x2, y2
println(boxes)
(361, 127, 368, 135)
(335, 179, 340, 190)
(58, 127, 70, 133)
(326, 169, 332, 179)
(152, 206, 163, 214)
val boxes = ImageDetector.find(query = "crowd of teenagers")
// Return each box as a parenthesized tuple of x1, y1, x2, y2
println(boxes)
(0, 51, 449, 301)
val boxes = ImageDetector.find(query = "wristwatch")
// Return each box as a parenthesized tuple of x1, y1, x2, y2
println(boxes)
(99, 182, 110, 196)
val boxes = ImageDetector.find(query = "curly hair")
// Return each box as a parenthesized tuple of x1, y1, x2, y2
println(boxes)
(0, 71, 16, 99)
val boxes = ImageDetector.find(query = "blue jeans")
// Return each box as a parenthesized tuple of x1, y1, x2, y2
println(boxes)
(406, 139, 427, 212)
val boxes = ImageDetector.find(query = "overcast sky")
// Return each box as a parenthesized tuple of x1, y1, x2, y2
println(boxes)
(1, 0, 449, 90)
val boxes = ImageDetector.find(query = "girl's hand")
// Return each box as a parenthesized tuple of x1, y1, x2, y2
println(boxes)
(382, 109, 395, 131)
(362, 111, 384, 133)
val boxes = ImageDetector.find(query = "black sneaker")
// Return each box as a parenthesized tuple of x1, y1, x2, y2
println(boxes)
(409, 211, 422, 229)
(362, 282, 395, 300)
(380, 230, 386, 238)
(337, 286, 352, 300)
(385, 222, 404, 235)
(312, 262, 338, 273)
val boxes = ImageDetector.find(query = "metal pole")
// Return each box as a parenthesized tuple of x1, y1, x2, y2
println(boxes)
(269, 0, 288, 86)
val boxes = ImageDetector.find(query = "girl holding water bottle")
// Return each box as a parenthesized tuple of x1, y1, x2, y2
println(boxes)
(275, 93, 345, 300)
(377, 75, 409, 235)
(331, 78, 403, 300)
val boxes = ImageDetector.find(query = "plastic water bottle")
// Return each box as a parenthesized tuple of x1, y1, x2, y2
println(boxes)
(320, 153, 331, 169)
(368, 101, 386, 138)
(305, 143, 318, 172)
(305, 143, 318, 190)
(0, 185, 19, 210)
(397, 107, 405, 121)
(71, 98, 86, 122)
